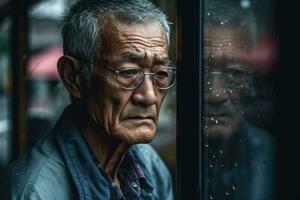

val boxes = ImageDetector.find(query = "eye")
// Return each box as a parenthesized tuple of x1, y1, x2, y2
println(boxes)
(118, 69, 140, 77)
(155, 70, 169, 78)
(225, 68, 247, 79)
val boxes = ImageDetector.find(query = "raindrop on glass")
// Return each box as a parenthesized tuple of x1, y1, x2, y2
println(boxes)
(209, 195, 213, 200)
(220, 150, 223, 154)
(215, 120, 219, 124)
(225, 192, 229, 196)
(241, 0, 251, 9)
(232, 185, 236, 191)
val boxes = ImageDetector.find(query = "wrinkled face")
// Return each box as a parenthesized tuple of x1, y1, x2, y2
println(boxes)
(84, 22, 169, 144)
(203, 26, 252, 139)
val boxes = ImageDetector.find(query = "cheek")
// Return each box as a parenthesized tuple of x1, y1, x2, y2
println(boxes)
(155, 91, 168, 115)
(104, 90, 133, 128)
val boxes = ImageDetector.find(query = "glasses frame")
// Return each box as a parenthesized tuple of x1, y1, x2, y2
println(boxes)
(103, 66, 176, 90)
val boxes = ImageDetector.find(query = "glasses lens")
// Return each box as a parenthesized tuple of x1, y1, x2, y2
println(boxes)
(154, 67, 176, 89)
(116, 68, 143, 89)
(204, 69, 251, 90)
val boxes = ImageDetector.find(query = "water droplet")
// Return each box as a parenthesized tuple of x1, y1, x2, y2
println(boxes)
(211, 117, 214, 121)
(204, 125, 208, 129)
(207, 81, 211, 85)
(221, 21, 224, 25)
(212, 154, 216, 158)
(221, 164, 224, 168)
(209, 163, 214, 168)
(207, 12, 211, 16)
(234, 163, 238, 167)
(229, 89, 233, 94)
(215, 120, 219, 124)
(220, 150, 223, 154)
(232, 185, 236, 190)
(241, 0, 251, 9)
(216, 93, 219, 97)
(229, 42, 232, 46)
(225, 192, 229, 196)
(209, 87, 212, 91)
(220, 44, 223, 47)
(209, 195, 213, 199)
(205, 144, 209, 148)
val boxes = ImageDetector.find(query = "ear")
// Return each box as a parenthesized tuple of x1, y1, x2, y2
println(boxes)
(57, 55, 82, 98)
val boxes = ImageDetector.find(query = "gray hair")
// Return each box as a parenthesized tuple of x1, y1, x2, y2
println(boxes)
(61, 0, 171, 89)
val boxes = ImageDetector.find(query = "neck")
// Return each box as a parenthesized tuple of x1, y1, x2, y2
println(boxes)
(72, 108, 130, 186)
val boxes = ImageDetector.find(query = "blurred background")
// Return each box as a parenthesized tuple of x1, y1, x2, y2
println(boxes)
(0, 0, 177, 192)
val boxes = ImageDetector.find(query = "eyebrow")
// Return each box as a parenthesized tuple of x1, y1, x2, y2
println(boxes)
(121, 52, 172, 66)
(121, 52, 142, 63)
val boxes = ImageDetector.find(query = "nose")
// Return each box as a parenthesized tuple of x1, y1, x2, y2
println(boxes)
(205, 73, 229, 105)
(131, 75, 158, 107)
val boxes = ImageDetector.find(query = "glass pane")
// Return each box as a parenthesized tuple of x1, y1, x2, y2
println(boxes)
(202, 0, 277, 199)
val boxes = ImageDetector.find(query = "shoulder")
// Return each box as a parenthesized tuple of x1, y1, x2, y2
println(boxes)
(133, 144, 170, 176)
(9, 131, 73, 200)
(243, 123, 275, 150)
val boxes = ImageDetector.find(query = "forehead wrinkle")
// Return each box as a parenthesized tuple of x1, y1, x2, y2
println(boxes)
(120, 33, 167, 46)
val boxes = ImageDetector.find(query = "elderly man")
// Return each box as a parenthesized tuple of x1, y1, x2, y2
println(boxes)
(10, 0, 175, 199)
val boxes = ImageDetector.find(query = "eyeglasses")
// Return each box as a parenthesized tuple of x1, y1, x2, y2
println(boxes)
(204, 69, 252, 89)
(103, 66, 176, 90)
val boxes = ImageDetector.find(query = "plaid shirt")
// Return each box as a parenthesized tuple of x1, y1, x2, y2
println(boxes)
(113, 152, 146, 200)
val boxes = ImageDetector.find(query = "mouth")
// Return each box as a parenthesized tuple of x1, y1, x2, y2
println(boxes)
(123, 116, 155, 122)
(204, 113, 233, 124)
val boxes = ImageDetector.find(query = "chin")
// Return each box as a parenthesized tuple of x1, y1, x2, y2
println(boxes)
(204, 125, 235, 139)
(112, 123, 157, 144)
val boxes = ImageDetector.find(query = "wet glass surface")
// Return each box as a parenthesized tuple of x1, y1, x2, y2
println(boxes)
(202, 0, 277, 199)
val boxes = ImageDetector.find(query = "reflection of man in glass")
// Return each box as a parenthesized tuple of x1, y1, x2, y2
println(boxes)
(204, 26, 252, 139)
(203, 1, 275, 200)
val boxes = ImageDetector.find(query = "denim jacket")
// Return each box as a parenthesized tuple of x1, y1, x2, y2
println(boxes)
(10, 106, 174, 200)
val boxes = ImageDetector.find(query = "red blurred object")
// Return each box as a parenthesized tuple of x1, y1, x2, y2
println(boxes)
(27, 46, 63, 80)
